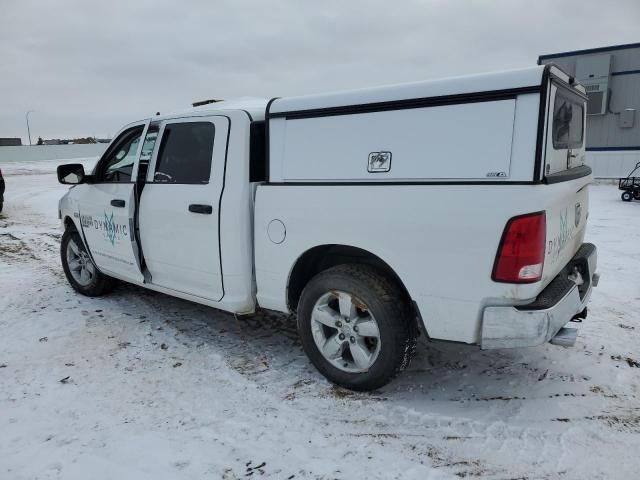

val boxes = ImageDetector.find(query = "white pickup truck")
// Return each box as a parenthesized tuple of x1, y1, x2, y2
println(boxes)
(57, 64, 598, 391)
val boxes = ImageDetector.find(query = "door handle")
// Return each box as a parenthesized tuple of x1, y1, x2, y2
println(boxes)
(111, 199, 126, 208)
(188, 204, 213, 214)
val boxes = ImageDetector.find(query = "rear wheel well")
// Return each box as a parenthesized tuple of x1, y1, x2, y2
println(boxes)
(287, 245, 420, 333)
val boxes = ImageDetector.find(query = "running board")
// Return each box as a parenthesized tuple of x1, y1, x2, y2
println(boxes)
(549, 327, 578, 347)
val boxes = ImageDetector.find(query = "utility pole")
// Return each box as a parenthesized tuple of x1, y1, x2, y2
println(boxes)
(25, 110, 35, 146)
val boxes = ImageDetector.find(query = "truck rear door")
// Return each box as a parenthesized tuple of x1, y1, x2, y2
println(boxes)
(137, 115, 229, 301)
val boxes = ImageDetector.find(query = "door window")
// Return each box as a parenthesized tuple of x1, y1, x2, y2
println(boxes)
(154, 122, 215, 184)
(96, 127, 144, 182)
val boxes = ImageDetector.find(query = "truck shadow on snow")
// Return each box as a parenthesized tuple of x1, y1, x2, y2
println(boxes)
(103, 282, 605, 407)
(107, 283, 306, 377)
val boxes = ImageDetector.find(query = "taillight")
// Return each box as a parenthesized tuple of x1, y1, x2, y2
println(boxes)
(492, 211, 546, 283)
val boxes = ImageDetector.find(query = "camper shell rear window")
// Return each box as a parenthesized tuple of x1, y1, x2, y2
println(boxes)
(552, 89, 584, 150)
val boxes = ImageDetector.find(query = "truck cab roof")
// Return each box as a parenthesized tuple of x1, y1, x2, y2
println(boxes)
(138, 96, 271, 125)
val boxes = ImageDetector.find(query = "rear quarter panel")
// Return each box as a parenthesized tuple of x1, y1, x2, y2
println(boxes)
(255, 183, 574, 344)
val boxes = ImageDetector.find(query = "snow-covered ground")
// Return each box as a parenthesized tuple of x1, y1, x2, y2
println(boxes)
(1, 160, 639, 480)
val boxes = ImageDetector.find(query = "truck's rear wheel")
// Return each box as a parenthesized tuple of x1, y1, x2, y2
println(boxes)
(61, 229, 115, 296)
(297, 264, 416, 391)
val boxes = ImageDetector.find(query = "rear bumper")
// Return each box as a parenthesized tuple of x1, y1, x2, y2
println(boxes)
(481, 243, 598, 349)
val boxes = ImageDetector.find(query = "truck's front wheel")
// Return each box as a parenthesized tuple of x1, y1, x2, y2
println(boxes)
(297, 264, 416, 391)
(61, 229, 115, 297)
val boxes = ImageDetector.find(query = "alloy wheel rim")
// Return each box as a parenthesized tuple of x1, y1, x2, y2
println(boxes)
(310, 290, 381, 373)
(66, 238, 95, 287)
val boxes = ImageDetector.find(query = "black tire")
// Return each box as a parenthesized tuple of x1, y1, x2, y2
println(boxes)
(297, 264, 416, 391)
(61, 229, 116, 296)
(633, 191, 640, 201)
(622, 191, 633, 202)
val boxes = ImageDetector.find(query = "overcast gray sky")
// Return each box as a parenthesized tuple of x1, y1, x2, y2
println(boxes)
(1, 0, 638, 142)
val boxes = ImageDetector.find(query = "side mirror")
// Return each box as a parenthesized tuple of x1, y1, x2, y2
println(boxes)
(57, 163, 86, 185)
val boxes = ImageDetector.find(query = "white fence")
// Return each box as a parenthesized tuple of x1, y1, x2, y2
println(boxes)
(587, 150, 640, 178)
(0, 144, 107, 164)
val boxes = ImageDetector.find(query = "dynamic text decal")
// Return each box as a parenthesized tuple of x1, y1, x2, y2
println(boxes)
(80, 212, 128, 246)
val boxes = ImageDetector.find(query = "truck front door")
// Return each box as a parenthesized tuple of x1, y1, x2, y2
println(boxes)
(137, 116, 229, 301)
(77, 122, 147, 283)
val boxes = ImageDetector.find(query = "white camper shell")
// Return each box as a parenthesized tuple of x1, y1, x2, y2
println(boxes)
(268, 67, 547, 183)
(57, 64, 598, 390)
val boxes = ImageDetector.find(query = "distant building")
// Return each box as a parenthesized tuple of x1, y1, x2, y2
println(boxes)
(39, 137, 103, 145)
(539, 42, 640, 178)
(0, 138, 22, 146)
(70, 137, 97, 144)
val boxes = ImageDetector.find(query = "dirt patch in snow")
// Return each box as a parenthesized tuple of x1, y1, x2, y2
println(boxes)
(0, 232, 36, 262)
